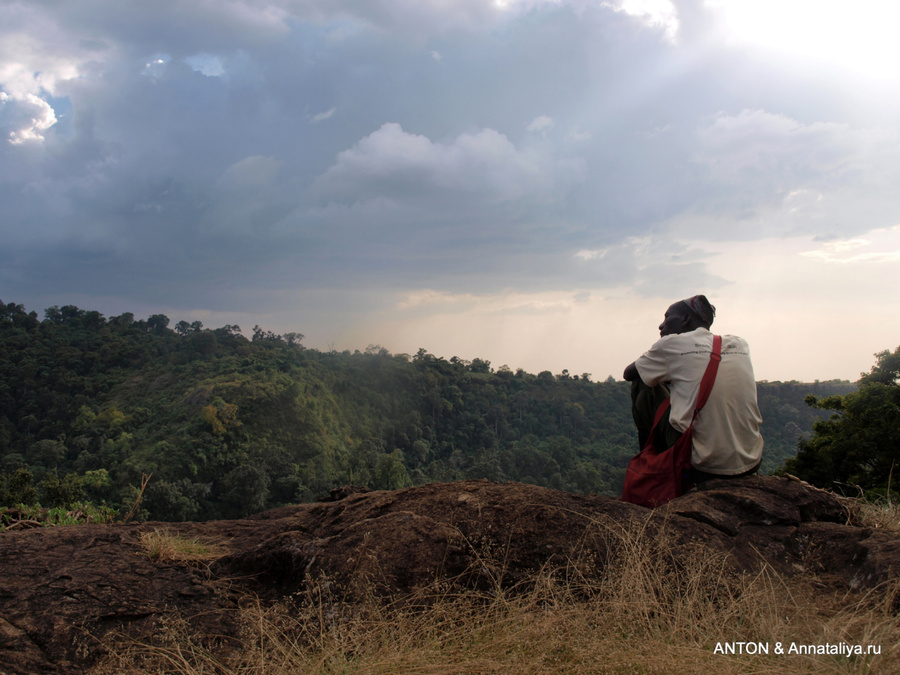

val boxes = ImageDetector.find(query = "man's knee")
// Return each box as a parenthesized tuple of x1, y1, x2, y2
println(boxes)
(631, 380, 669, 428)
(631, 380, 677, 451)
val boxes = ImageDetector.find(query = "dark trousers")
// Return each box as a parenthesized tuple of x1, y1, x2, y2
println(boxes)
(688, 464, 760, 484)
(630, 379, 681, 452)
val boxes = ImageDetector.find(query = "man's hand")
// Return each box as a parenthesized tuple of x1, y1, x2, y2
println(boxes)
(623, 362, 639, 381)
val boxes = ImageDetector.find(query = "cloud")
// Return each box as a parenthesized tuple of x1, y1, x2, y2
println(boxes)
(604, 0, 680, 42)
(199, 155, 294, 237)
(314, 122, 586, 207)
(566, 128, 592, 142)
(799, 227, 900, 264)
(142, 54, 171, 79)
(2, 0, 900, 382)
(526, 115, 554, 134)
(184, 53, 225, 77)
(310, 107, 337, 123)
(575, 249, 607, 261)
(587, 236, 725, 295)
(1, 91, 58, 143)
(396, 288, 585, 315)
(650, 109, 900, 240)
(0, 15, 87, 143)
(219, 155, 282, 189)
(0, 30, 83, 98)
(696, 109, 886, 184)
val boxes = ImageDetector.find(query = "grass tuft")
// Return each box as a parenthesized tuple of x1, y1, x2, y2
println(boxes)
(853, 500, 900, 532)
(98, 518, 900, 674)
(138, 528, 225, 563)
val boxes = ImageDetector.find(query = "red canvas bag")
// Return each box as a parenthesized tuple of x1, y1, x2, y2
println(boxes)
(621, 335, 722, 508)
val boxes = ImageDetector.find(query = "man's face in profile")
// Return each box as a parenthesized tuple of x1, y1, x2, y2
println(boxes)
(658, 303, 689, 337)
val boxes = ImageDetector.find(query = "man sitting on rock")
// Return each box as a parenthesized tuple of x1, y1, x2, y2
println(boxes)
(623, 295, 763, 484)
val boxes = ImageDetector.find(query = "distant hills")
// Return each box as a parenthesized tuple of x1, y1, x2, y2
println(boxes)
(0, 300, 854, 520)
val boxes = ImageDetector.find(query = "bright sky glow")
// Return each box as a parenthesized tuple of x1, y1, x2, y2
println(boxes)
(707, 0, 900, 80)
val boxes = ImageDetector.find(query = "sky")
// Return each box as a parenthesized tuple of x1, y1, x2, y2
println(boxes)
(2, 0, 900, 382)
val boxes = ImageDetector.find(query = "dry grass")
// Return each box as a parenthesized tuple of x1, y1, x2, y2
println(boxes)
(853, 500, 900, 532)
(783, 475, 900, 532)
(98, 519, 900, 675)
(138, 528, 226, 563)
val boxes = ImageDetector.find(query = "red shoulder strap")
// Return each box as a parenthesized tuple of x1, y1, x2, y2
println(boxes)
(643, 334, 722, 443)
(693, 334, 721, 418)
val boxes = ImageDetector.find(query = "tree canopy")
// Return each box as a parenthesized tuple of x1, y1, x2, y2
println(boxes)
(1, 299, 854, 520)
(781, 346, 900, 495)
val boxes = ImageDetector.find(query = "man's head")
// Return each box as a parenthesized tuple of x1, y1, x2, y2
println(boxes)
(658, 295, 716, 337)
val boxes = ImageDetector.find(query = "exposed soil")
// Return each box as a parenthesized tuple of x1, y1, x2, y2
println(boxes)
(0, 476, 897, 674)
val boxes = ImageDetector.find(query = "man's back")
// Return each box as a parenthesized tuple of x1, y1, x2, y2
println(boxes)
(634, 327, 763, 475)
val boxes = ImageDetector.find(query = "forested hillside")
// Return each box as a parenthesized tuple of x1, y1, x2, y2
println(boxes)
(0, 300, 854, 520)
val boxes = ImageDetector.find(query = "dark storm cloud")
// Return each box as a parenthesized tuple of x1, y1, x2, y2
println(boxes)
(2, 0, 900, 323)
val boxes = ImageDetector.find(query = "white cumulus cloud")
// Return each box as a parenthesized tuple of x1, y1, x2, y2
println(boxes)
(0, 91, 58, 144)
(315, 122, 585, 206)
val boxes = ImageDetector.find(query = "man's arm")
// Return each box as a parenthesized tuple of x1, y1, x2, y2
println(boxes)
(623, 362, 639, 382)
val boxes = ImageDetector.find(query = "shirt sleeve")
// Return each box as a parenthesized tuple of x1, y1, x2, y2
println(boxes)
(634, 337, 672, 387)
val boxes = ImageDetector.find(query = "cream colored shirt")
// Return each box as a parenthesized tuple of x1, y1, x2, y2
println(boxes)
(635, 328, 764, 475)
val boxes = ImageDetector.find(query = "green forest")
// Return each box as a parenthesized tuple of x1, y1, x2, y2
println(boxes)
(0, 300, 856, 521)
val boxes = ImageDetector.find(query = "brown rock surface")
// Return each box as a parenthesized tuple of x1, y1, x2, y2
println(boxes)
(0, 476, 897, 674)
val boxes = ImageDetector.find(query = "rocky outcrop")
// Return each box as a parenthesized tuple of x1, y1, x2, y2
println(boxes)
(663, 478, 899, 586)
(0, 476, 897, 674)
